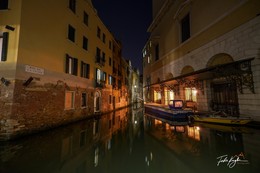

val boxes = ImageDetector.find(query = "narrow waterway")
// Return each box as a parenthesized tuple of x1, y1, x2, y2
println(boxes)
(0, 106, 260, 173)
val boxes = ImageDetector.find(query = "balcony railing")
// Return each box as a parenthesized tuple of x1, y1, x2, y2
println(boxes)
(96, 56, 105, 66)
(95, 80, 105, 88)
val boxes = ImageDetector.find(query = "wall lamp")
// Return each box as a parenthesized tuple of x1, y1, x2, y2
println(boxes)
(1, 77, 10, 86)
(5, 25, 15, 31)
(23, 77, 34, 87)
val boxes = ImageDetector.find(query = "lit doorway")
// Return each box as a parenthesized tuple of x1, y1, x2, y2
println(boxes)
(94, 91, 101, 112)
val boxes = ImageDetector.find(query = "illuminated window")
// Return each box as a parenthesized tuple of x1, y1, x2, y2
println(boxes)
(164, 90, 174, 105)
(65, 91, 75, 110)
(0, 32, 8, 61)
(109, 75, 113, 85)
(81, 61, 90, 78)
(185, 87, 197, 102)
(65, 54, 78, 75)
(147, 56, 151, 64)
(154, 91, 161, 103)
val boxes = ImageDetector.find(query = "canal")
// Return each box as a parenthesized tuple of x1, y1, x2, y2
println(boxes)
(0, 106, 260, 173)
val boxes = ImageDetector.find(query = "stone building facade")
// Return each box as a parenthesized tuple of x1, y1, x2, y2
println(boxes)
(143, 0, 260, 121)
(0, 0, 131, 140)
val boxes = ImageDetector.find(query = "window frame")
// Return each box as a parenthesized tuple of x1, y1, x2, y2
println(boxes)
(64, 91, 75, 110)
(69, 0, 76, 13)
(97, 27, 101, 38)
(83, 11, 89, 26)
(0, 0, 8, 10)
(81, 61, 90, 79)
(65, 54, 78, 76)
(83, 36, 88, 50)
(81, 92, 87, 108)
(68, 25, 75, 42)
(181, 13, 190, 42)
(0, 32, 8, 62)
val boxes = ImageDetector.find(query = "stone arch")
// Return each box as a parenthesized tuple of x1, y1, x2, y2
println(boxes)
(206, 53, 234, 67)
(165, 73, 174, 80)
(94, 91, 101, 112)
(181, 65, 194, 75)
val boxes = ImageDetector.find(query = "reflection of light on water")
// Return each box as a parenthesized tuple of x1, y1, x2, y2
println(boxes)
(107, 139, 111, 150)
(155, 119, 162, 125)
(94, 148, 99, 167)
(145, 152, 153, 166)
(176, 126, 185, 133)
(187, 126, 200, 141)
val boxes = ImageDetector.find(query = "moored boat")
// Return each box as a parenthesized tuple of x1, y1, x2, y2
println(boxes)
(192, 115, 252, 125)
(145, 100, 193, 122)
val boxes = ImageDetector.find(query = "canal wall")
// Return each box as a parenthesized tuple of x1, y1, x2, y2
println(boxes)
(0, 76, 131, 141)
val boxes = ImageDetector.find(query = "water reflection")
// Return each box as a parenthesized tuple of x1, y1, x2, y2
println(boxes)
(0, 106, 260, 173)
(144, 115, 260, 173)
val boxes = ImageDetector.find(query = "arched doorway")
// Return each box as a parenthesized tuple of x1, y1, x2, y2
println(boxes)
(207, 53, 239, 115)
(94, 91, 101, 112)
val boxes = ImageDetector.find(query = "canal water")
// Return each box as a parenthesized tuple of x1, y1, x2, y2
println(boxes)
(0, 106, 260, 173)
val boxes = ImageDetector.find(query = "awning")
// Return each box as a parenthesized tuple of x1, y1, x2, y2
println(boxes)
(145, 57, 255, 94)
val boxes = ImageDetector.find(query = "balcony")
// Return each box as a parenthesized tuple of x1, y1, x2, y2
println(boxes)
(96, 56, 105, 67)
(95, 80, 105, 88)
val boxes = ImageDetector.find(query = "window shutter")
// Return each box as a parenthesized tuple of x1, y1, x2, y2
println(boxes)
(87, 64, 90, 79)
(65, 54, 70, 73)
(73, 58, 78, 75)
(1, 32, 9, 61)
(80, 61, 83, 77)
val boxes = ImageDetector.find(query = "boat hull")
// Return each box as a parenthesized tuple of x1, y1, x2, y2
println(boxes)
(145, 105, 192, 122)
(192, 115, 252, 125)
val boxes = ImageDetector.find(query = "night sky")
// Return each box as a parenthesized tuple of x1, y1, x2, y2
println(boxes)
(92, 0, 152, 73)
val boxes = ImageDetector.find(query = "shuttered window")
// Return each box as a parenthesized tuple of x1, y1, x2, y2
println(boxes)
(65, 54, 78, 76)
(81, 61, 90, 78)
